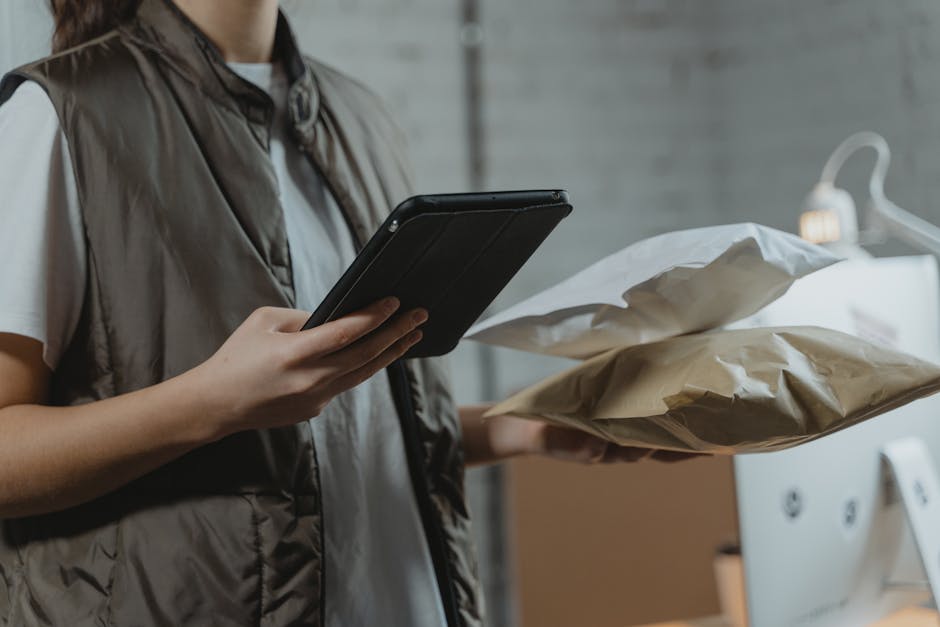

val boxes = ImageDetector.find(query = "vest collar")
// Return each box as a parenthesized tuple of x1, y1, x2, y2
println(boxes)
(128, 0, 319, 143)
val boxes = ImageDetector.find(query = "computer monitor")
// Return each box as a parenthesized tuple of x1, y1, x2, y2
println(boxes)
(731, 255, 940, 626)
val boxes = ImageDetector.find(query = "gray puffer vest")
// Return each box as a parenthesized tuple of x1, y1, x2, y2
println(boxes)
(0, 1, 482, 625)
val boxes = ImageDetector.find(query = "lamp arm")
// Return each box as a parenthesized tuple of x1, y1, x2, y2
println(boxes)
(869, 198, 940, 258)
(821, 132, 891, 202)
(804, 131, 940, 257)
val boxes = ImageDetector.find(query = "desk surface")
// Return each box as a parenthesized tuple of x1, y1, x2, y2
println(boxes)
(643, 607, 937, 627)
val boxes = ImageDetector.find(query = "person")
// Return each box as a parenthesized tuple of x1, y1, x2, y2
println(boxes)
(0, 1, 689, 625)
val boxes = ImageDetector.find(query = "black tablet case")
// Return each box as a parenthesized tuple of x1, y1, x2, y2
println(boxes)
(306, 194, 572, 359)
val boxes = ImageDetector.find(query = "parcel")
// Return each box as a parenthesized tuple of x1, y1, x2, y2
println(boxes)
(466, 223, 841, 360)
(485, 326, 940, 454)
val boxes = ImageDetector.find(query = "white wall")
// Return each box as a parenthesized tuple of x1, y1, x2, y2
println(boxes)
(0, 1, 52, 74)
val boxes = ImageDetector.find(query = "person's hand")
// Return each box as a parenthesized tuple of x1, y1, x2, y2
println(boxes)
(532, 421, 701, 463)
(191, 298, 425, 440)
(492, 414, 702, 464)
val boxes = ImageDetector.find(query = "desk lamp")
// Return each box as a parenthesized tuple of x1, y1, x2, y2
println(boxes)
(799, 131, 940, 258)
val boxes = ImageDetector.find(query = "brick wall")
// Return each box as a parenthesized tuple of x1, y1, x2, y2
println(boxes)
(707, 0, 940, 240)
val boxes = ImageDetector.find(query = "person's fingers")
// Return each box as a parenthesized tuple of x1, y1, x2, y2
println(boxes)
(540, 427, 609, 463)
(287, 297, 402, 359)
(600, 446, 653, 464)
(321, 329, 423, 397)
(535, 426, 704, 465)
(324, 307, 428, 373)
(581, 438, 610, 464)
(649, 450, 708, 463)
(599, 447, 704, 463)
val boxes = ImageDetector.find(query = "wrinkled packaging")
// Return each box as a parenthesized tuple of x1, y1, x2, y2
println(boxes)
(466, 223, 841, 360)
(486, 327, 940, 454)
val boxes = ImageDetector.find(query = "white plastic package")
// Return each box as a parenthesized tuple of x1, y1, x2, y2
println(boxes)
(466, 223, 841, 359)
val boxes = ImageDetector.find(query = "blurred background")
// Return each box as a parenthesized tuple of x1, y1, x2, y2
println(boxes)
(5, 1, 940, 625)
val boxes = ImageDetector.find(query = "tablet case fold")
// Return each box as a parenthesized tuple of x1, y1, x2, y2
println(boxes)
(305, 191, 572, 358)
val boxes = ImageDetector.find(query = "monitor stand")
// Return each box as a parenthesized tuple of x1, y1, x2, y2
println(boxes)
(882, 437, 940, 605)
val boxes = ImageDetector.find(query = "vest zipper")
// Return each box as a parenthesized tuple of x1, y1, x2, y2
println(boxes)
(387, 361, 462, 627)
(300, 149, 461, 627)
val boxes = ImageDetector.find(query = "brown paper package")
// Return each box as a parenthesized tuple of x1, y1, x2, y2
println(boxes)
(487, 326, 940, 454)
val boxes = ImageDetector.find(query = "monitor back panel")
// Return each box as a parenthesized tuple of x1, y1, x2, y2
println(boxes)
(732, 256, 940, 627)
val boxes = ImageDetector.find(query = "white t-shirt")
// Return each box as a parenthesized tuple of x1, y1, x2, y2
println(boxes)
(0, 64, 446, 627)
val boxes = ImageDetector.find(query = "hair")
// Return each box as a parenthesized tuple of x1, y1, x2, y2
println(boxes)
(48, 0, 143, 53)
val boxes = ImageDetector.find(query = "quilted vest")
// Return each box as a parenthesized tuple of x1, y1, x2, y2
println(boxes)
(0, 1, 482, 625)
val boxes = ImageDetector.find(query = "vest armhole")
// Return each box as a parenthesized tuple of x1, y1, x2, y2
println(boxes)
(0, 73, 29, 107)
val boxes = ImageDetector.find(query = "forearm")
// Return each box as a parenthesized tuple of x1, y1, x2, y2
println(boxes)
(460, 404, 539, 467)
(0, 301, 427, 519)
(0, 370, 221, 518)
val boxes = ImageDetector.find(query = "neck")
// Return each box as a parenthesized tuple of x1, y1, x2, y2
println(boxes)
(172, 0, 279, 63)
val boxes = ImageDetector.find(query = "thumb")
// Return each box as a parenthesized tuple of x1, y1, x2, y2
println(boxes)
(541, 426, 610, 464)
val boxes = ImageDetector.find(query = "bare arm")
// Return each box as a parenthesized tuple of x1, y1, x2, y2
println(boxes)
(460, 404, 701, 467)
(459, 404, 544, 466)
(0, 298, 427, 518)
(0, 333, 222, 517)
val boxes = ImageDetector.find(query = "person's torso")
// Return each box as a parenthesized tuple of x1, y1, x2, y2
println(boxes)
(230, 61, 446, 626)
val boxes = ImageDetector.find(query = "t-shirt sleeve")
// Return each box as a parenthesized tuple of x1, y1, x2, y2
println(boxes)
(0, 80, 87, 371)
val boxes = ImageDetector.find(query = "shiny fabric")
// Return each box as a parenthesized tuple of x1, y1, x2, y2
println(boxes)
(0, 0, 483, 624)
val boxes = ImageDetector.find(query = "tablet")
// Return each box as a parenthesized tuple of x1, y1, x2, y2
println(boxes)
(301, 190, 572, 358)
